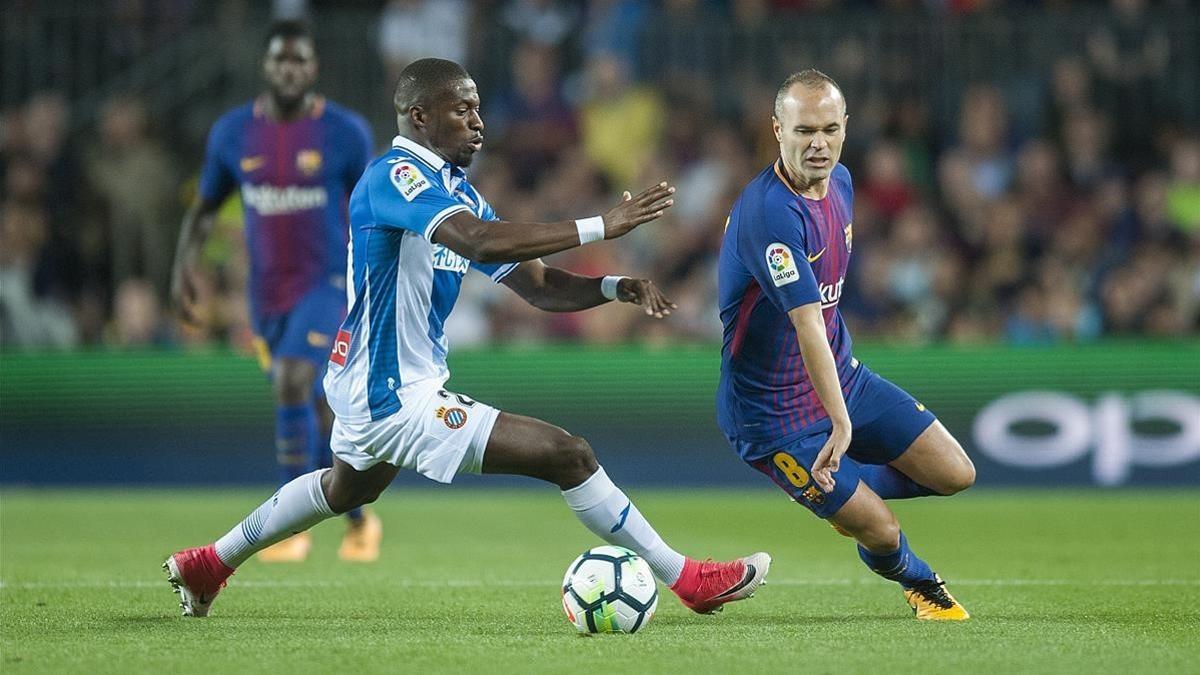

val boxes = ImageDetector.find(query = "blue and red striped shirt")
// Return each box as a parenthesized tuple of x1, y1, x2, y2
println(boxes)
(717, 161, 859, 447)
(198, 96, 373, 318)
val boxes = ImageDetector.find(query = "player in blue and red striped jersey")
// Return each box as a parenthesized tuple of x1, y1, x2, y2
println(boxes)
(170, 20, 381, 563)
(717, 70, 976, 620)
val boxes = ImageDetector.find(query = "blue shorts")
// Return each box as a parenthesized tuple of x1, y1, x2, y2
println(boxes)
(735, 364, 936, 519)
(251, 282, 346, 395)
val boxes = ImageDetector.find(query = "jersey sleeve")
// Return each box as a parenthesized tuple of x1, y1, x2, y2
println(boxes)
(342, 113, 374, 191)
(197, 116, 237, 205)
(739, 199, 821, 313)
(367, 159, 471, 240)
(468, 193, 518, 282)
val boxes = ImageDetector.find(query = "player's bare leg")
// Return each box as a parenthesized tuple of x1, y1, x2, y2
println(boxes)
(830, 481, 969, 620)
(888, 421, 976, 496)
(314, 397, 382, 561)
(164, 457, 396, 616)
(481, 412, 771, 614)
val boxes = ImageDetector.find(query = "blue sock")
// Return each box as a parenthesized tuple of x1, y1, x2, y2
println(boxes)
(858, 464, 938, 500)
(857, 532, 936, 588)
(318, 423, 364, 523)
(275, 404, 318, 484)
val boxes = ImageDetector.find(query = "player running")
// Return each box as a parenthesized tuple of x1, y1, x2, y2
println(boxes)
(164, 58, 770, 617)
(170, 21, 382, 563)
(717, 70, 975, 620)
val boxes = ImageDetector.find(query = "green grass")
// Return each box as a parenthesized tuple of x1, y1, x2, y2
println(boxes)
(2, 488, 1198, 673)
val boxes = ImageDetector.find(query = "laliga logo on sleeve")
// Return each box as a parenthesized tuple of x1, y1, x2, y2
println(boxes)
(389, 161, 431, 201)
(766, 243, 799, 287)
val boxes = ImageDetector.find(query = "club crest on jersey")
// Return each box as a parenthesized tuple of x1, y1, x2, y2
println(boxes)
(766, 243, 799, 287)
(296, 149, 322, 175)
(390, 161, 431, 201)
(436, 406, 468, 430)
(845, 222, 853, 253)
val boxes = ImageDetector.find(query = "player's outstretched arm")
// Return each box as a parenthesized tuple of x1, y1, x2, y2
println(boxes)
(789, 302, 852, 492)
(433, 182, 675, 264)
(501, 260, 677, 317)
(170, 199, 221, 325)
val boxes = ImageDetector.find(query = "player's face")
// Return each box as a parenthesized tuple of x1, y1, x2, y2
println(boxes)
(773, 83, 848, 187)
(429, 79, 484, 167)
(263, 37, 317, 103)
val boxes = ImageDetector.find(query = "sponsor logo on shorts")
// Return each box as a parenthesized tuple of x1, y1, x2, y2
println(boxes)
(329, 329, 351, 366)
(436, 406, 468, 430)
(307, 331, 331, 348)
(915, 401, 926, 412)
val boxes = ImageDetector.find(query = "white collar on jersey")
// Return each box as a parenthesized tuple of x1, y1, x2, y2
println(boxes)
(392, 135, 449, 170)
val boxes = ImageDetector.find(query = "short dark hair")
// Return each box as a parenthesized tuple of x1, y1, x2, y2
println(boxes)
(393, 58, 471, 115)
(264, 19, 314, 51)
(774, 69, 845, 118)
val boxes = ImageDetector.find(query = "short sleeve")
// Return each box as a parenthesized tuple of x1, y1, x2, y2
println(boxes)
(343, 114, 374, 191)
(198, 116, 236, 205)
(368, 159, 470, 240)
(468, 193, 518, 282)
(739, 199, 821, 313)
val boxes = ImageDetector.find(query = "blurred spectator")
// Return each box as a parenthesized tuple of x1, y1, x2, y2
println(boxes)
(4, 5, 1199, 348)
(84, 96, 178, 297)
(500, 0, 579, 49)
(1166, 137, 1200, 233)
(109, 277, 171, 347)
(579, 53, 663, 188)
(378, 0, 469, 87)
(0, 201, 78, 348)
(490, 42, 579, 189)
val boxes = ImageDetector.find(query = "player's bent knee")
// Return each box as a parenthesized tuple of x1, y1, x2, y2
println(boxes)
(865, 520, 902, 553)
(554, 433, 599, 487)
(935, 452, 977, 495)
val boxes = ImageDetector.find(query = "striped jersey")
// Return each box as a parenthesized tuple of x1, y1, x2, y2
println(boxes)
(716, 161, 858, 446)
(323, 136, 516, 423)
(198, 96, 373, 317)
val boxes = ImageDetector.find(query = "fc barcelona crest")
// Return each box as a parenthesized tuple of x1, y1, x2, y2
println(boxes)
(297, 149, 323, 175)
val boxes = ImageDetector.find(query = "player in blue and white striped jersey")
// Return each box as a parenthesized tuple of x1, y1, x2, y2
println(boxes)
(165, 58, 770, 618)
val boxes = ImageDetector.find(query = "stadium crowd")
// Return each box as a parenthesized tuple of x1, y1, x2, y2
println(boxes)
(2, 0, 1198, 350)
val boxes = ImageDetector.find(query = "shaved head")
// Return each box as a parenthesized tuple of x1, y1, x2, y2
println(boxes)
(393, 58, 472, 115)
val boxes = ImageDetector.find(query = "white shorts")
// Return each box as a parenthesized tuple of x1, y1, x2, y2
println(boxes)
(330, 383, 501, 483)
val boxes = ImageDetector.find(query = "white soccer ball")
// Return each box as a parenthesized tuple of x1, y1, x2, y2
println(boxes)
(561, 545, 658, 634)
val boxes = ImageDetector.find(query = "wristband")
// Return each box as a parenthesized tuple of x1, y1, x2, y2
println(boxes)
(601, 275, 626, 301)
(575, 216, 605, 245)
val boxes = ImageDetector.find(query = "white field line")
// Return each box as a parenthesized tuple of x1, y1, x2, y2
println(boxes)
(1, 578, 1197, 590)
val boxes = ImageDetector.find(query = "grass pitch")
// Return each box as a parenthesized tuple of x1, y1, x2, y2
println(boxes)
(2, 488, 1198, 674)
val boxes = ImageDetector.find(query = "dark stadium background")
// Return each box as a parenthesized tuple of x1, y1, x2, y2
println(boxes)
(2, 0, 1198, 489)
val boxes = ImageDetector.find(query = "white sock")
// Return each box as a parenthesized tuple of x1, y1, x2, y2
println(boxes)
(561, 466, 686, 585)
(214, 469, 336, 568)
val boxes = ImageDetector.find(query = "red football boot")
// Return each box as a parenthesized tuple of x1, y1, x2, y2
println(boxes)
(670, 552, 772, 614)
(163, 544, 234, 617)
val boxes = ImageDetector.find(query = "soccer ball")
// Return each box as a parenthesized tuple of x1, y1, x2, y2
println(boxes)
(561, 546, 658, 634)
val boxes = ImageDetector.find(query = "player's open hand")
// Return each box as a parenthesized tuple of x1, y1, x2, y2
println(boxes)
(811, 426, 851, 492)
(617, 278, 677, 319)
(603, 182, 675, 239)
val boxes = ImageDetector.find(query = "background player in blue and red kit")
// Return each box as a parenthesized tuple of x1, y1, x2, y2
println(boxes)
(171, 21, 381, 563)
(717, 70, 977, 620)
